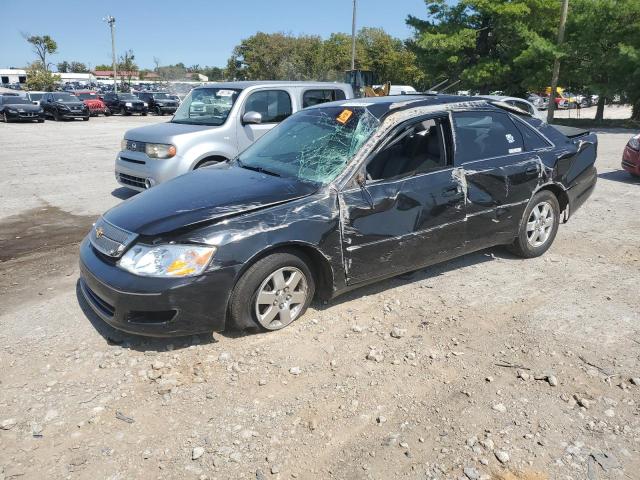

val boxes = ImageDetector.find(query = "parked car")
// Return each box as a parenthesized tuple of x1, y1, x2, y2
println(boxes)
(41, 92, 90, 121)
(480, 95, 546, 121)
(102, 92, 148, 116)
(622, 133, 640, 177)
(80, 94, 598, 336)
(527, 93, 549, 110)
(135, 91, 179, 116)
(74, 91, 110, 116)
(115, 81, 353, 190)
(0, 94, 45, 122)
(26, 91, 46, 106)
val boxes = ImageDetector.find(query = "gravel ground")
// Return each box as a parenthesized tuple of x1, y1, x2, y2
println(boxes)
(0, 113, 639, 480)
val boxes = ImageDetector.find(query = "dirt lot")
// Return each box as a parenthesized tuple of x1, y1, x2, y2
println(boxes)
(0, 114, 639, 480)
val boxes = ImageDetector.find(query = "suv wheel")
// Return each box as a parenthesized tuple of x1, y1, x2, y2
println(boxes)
(155, 106, 163, 116)
(508, 190, 560, 258)
(229, 251, 315, 331)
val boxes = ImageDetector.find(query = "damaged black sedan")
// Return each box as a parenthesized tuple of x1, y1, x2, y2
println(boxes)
(79, 95, 597, 336)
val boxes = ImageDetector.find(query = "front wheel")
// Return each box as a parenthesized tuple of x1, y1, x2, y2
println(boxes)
(82, 116, 89, 121)
(507, 190, 560, 258)
(53, 110, 61, 121)
(2, 112, 8, 123)
(155, 106, 163, 116)
(228, 251, 315, 331)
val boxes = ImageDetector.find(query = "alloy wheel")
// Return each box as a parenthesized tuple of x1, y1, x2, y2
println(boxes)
(526, 201, 554, 248)
(254, 267, 308, 330)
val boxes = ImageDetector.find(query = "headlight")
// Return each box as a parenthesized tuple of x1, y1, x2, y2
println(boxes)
(125, 102, 132, 107)
(118, 244, 216, 277)
(6, 108, 16, 113)
(143, 102, 148, 107)
(628, 135, 640, 151)
(145, 143, 177, 159)
(121, 138, 127, 150)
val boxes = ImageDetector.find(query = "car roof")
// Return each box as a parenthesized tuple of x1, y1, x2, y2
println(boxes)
(480, 95, 531, 104)
(305, 94, 492, 120)
(196, 80, 352, 90)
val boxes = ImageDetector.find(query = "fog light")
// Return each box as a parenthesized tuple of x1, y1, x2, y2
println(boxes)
(144, 178, 156, 189)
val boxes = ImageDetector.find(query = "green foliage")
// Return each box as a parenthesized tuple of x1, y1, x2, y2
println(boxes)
(407, 0, 559, 93)
(25, 62, 60, 91)
(25, 34, 58, 71)
(57, 61, 88, 73)
(226, 29, 422, 86)
(94, 64, 112, 71)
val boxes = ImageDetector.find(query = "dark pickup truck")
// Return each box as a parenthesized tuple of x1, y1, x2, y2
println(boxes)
(136, 92, 179, 116)
(102, 93, 148, 116)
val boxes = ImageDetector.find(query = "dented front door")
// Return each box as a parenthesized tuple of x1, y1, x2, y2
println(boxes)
(339, 170, 467, 284)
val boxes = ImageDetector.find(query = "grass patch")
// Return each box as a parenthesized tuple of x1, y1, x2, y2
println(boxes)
(551, 118, 640, 130)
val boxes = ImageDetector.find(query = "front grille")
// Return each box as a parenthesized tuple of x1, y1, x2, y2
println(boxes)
(118, 172, 146, 189)
(120, 156, 145, 165)
(89, 217, 137, 258)
(125, 140, 146, 152)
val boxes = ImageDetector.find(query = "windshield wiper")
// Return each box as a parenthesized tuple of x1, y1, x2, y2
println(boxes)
(236, 160, 281, 177)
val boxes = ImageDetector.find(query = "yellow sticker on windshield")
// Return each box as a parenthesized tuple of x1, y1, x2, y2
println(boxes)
(336, 109, 353, 124)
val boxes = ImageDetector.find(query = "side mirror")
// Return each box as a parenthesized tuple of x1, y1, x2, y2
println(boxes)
(242, 111, 262, 125)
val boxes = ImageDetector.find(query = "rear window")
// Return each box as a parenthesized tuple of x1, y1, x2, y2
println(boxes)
(302, 89, 346, 108)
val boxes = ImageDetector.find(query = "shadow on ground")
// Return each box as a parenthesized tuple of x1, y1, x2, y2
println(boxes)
(598, 169, 639, 185)
(77, 246, 514, 350)
(111, 187, 138, 201)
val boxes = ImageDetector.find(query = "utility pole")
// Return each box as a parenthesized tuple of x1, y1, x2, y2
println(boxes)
(547, 0, 569, 124)
(351, 0, 357, 70)
(103, 15, 118, 93)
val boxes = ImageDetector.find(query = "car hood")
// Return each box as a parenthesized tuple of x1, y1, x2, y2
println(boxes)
(5, 103, 41, 111)
(125, 121, 216, 143)
(105, 163, 318, 236)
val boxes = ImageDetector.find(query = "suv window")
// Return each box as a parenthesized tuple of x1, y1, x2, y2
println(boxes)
(367, 117, 451, 181)
(244, 90, 292, 123)
(302, 89, 346, 108)
(452, 111, 524, 163)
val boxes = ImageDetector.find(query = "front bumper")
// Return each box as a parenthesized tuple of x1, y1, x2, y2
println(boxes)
(60, 109, 90, 119)
(79, 237, 238, 336)
(622, 146, 640, 176)
(5, 110, 45, 121)
(115, 151, 189, 191)
(156, 105, 177, 114)
(122, 105, 148, 114)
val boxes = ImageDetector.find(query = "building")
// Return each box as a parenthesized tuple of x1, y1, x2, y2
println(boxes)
(93, 70, 140, 81)
(57, 72, 96, 84)
(0, 69, 27, 85)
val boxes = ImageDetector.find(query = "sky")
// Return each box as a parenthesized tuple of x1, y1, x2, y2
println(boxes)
(1, 0, 428, 71)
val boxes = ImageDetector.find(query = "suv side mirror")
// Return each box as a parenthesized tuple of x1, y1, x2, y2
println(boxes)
(242, 111, 262, 125)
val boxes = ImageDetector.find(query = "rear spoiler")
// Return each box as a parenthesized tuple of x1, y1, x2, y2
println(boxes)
(489, 100, 532, 117)
(550, 124, 591, 139)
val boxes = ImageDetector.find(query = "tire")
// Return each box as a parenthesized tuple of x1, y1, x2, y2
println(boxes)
(228, 251, 316, 331)
(507, 190, 560, 258)
(82, 116, 89, 121)
(155, 106, 163, 116)
(141, 111, 147, 116)
(38, 119, 44, 123)
(53, 110, 60, 121)
(2, 112, 7, 123)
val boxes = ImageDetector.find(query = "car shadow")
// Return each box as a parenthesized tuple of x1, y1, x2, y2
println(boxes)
(77, 246, 516, 349)
(597, 170, 639, 185)
(315, 246, 510, 311)
(111, 187, 138, 200)
(75, 280, 218, 352)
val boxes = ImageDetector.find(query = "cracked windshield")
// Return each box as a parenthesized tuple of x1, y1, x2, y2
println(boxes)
(236, 107, 380, 184)
(172, 87, 241, 126)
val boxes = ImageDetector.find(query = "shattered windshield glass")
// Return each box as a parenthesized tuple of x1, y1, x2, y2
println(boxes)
(236, 107, 380, 185)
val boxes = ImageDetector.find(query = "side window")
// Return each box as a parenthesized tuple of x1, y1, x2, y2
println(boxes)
(513, 118, 552, 150)
(452, 111, 524, 164)
(367, 117, 451, 181)
(302, 89, 346, 108)
(244, 90, 292, 123)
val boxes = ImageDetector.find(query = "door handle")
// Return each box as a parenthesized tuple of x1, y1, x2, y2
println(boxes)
(442, 185, 462, 197)
(525, 165, 539, 175)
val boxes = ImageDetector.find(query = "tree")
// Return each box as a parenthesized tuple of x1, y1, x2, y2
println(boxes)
(57, 60, 70, 73)
(562, 0, 640, 120)
(25, 62, 60, 91)
(94, 64, 112, 71)
(57, 61, 88, 73)
(118, 50, 138, 87)
(407, 1, 559, 94)
(24, 34, 58, 71)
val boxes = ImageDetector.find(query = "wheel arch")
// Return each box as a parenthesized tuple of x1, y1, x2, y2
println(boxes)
(534, 182, 570, 218)
(192, 155, 229, 170)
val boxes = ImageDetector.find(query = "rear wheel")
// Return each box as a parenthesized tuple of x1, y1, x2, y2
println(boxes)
(228, 251, 315, 331)
(155, 106, 163, 116)
(53, 109, 61, 121)
(82, 116, 89, 121)
(508, 190, 560, 258)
